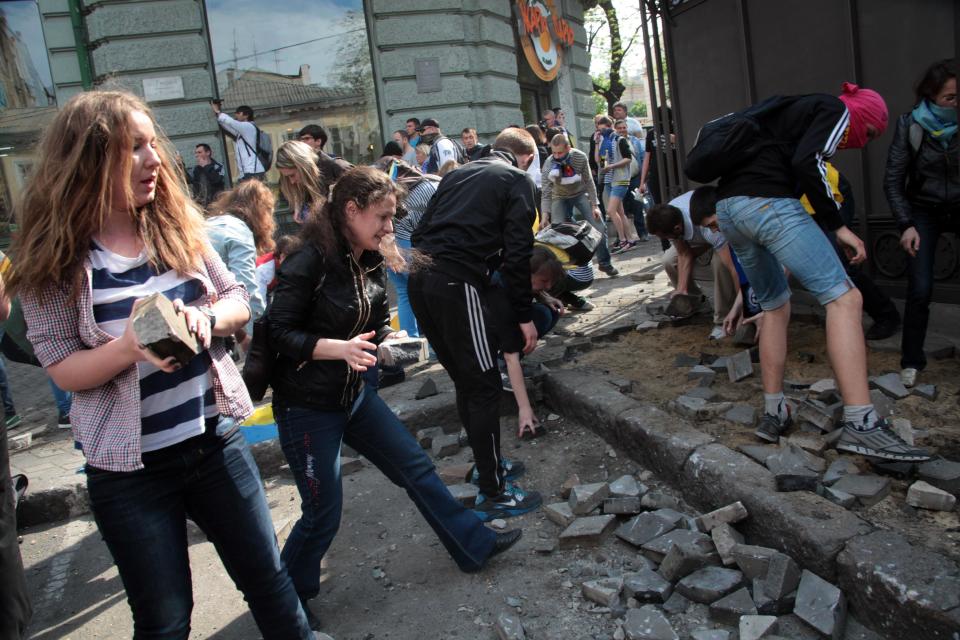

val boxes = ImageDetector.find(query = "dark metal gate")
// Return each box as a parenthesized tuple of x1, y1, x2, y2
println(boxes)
(641, 0, 960, 302)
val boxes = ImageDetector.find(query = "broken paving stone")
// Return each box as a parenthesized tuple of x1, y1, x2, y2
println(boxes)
(763, 552, 801, 600)
(808, 378, 837, 400)
(906, 480, 957, 511)
(437, 462, 474, 485)
(696, 501, 748, 532)
(726, 350, 754, 382)
(610, 474, 643, 498)
(675, 566, 745, 604)
(639, 492, 682, 511)
(635, 320, 662, 333)
(416, 426, 444, 449)
(414, 378, 438, 399)
(766, 447, 822, 492)
(731, 544, 778, 581)
(490, 519, 507, 530)
(869, 389, 895, 418)
(869, 372, 910, 400)
(830, 474, 891, 507)
(734, 322, 758, 346)
(739, 615, 779, 640)
(623, 604, 678, 640)
(867, 459, 917, 479)
(817, 485, 856, 509)
(786, 433, 828, 455)
(604, 497, 643, 515)
(533, 538, 556, 554)
(796, 400, 835, 433)
(631, 272, 657, 283)
(738, 444, 777, 465)
(582, 577, 624, 607)
(711, 523, 744, 566)
(707, 356, 729, 373)
(662, 591, 690, 614)
(911, 383, 938, 401)
(917, 457, 960, 495)
(709, 586, 757, 624)
(377, 337, 428, 367)
(615, 512, 679, 548)
(891, 417, 914, 445)
(691, 630, 730, 640)
(623, 568, 673, 603)
(340, 456, 363, 476)
(675, 353, 701, 367)
(684, 386, 720, 401)
(560, 474, 581, 499)
(447, 483, 479, 507)
(558, 514, 616, 549)
(431, 433, 460, 457)
(658, 541, 721, 582)
(688, 365, 716, 383)
(822, 458, 859, 486)
(569, 482, 611, 515)
(723, 404, 757, 426)
(642, 529, 713, 564)
(545, 502, 577, 528)
(666, 293, 704, 318)
(752, 578, 796, 615)
(495, 612, 526, 640)
(793, 569, 846, 639)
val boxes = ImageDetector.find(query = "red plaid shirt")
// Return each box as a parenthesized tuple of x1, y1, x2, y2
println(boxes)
(21, 249, 254, 472)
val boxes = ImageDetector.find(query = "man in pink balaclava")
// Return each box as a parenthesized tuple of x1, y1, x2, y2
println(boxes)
(699, 83, 930, 464)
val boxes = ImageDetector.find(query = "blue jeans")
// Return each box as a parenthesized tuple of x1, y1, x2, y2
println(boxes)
(275, 386, 496, 600)
(554, 193, 612, 267)
(386, 236, 419, 337)
(531, 302, 560, 339)
(901, 210, 958, 369)
(86, 426, 311, 640)
(48, 378, 71, 416)
(0, 357, 15, 416)
(716, 196, 853, 310)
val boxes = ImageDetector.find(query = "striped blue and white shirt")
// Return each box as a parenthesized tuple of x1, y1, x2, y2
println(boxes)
(90, 242, 217, 452)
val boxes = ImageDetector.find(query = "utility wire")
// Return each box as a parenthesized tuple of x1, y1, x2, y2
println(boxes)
(214, 27, 366, 69)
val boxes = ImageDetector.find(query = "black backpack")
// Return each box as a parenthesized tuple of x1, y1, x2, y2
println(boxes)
(240, 125, 273, 172)
(684, 95, 788, 183)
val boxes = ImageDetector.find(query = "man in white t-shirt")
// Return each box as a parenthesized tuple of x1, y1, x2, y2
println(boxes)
(212, 103, 266, 182)
(646, 190, 739, 339)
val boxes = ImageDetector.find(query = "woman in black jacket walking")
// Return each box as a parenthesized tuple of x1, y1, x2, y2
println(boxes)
(268, 167, 518, 631)
(883, 58, 959, 387)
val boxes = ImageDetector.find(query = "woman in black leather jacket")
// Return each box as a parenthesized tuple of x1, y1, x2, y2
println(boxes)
(883, 58, 959, 387)
(268, 167, 518, 631)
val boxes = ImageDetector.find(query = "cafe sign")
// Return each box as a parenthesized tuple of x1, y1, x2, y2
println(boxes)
(516, 0, 575, 82)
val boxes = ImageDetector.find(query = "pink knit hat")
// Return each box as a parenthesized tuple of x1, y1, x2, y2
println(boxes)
(837, 82, 888, 149)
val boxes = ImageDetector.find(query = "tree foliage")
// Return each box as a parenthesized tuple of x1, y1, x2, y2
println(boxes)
(584, 0, 644, 113)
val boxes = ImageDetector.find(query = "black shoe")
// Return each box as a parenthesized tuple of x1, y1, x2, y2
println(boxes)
(489, 529, 522, 559)
(599, 264, 619, 277)
(755, 413, 792, 443)
(300, 598, 323, 631)
(865, 316, 900, 341)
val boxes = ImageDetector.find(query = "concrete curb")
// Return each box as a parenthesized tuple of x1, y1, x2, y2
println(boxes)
(543, 367, 960, 640)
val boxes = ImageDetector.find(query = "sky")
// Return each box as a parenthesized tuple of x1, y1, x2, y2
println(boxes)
(586, 0, 649, 82)
(1, 1, 54, 93)
(205, 0, 365, 85)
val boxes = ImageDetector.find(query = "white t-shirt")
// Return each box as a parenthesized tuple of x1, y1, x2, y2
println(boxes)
(669, 191, 726, 250)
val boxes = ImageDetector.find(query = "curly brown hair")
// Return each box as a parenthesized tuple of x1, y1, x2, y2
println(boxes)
(207, 180, 277, 254)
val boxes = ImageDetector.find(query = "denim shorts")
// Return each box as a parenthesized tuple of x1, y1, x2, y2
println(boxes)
(716, 196, 853, 310)
(604, 184, 629, 200)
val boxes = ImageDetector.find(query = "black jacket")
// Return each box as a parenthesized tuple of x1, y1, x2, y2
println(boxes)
(883, 112, 960, 231)
(411, 151, 537, 322)
(268, 242, 391, 410)
(190, 160, 225, 208)
(717, 94, 850, 231)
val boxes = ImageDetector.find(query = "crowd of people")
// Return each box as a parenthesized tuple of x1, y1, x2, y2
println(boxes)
(0, 55, 956, 640)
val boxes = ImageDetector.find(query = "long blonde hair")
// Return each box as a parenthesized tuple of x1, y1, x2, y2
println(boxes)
(275, 140, 327, 223)
(7, 91, 207, 296)
(208, 180, 277, 254)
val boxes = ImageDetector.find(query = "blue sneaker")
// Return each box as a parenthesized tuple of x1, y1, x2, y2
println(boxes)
(469, 458, 526, 486)
(473, 482, 542, 522)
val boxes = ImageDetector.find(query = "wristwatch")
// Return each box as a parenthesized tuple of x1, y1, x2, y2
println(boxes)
(197, 305, 217, 330)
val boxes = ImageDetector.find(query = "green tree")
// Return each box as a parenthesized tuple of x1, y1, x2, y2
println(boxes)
(629, 102, 647, 118)
(583, 0, 643, 113)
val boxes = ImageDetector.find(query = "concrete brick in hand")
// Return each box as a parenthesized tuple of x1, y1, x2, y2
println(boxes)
(377, 337, 428, 367)
(568, 482, 610, 515)
(131, 292, 201, 365)
(906, 480, 957, 511)
(431, 433, 460, 457)
(696, 501, 748, 532)
(870, 372, 910, 400)
(558, 514, 616, 548)
(830, 474, 891, 507)
(545, 502, 577, 528)
(658, 541, 721, 582)
(609, 474, 643, 498)
(641, 529, 713, 564)
(675, 566, 745, 604)
(623, 568, 673, 604)
(726, 350, 754, 382)
(794, 569, 846, 639)
(623, 604, 678, 640)
(731, 544, 778, 581)
(447, 483, 479, 507)
(495, 612, 526, 640)
(604, 497, 643, 515)
(582, 576, 624, 607)
(559, 473, 581, 499)
(917, 458, 960, 495)
(709, 586, 757, 624)
(615, 512, 678, 548)
(739, 615, 778, 640)
(711, 523, 744, 566)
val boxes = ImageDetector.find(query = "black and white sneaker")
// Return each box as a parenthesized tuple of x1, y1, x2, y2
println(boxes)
(755, 412, 792, 443)
(473, 482, 542, 521)
(836, 418, 932, 461)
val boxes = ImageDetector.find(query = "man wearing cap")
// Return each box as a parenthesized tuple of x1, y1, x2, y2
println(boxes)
(421, 118, 462, 174)
(706, 83, 931, 462)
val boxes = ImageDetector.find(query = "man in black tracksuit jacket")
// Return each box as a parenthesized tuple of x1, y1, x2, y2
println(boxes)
(409, 128, 543, 521)
(705, 85, 929, 463)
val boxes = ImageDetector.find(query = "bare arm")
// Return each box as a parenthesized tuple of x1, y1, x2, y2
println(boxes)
(674, 238, 693, 295)
(639, 153, 651, 192)
(505, 351, 537, 437)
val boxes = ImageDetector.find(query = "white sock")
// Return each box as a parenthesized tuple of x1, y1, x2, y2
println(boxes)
(763, 392, 787, 422)
(843, 405, 878, 431)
